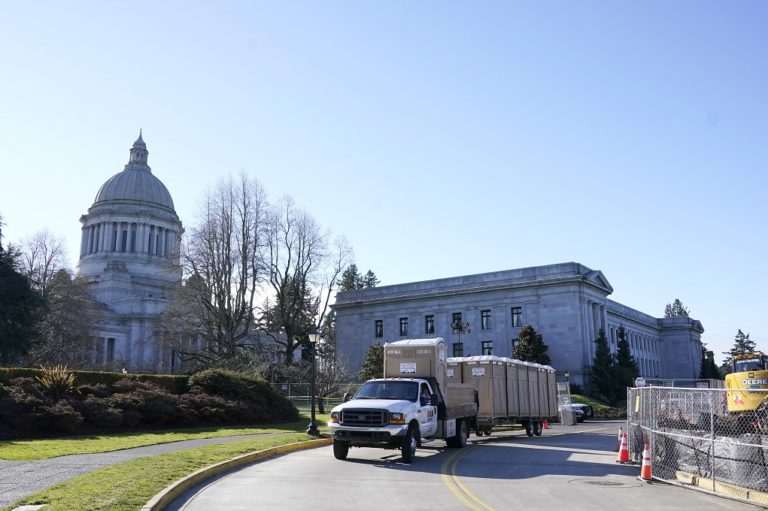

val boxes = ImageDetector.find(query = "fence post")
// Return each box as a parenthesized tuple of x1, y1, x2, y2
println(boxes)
(710, 389, 716, 492)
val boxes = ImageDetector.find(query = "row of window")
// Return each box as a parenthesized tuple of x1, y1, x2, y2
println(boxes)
(374, 307, 523, 338)
(451, 341, 494, 357)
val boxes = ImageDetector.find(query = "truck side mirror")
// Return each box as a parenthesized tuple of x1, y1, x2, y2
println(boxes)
(343, 392, 351, 402)
(430, 394, 438, 406)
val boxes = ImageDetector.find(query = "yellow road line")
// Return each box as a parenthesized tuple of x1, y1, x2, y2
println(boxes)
(440, 447, 496, 511)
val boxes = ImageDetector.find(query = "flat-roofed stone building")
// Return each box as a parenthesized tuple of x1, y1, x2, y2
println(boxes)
(333, 262, 703, 386)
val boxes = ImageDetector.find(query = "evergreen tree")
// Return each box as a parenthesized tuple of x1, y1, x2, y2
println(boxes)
(358, 342, 384, 381)
(699, 346, 721, 379)
(723, 329, 756, 366)
(339, 264, 380, 292)
(614, 325, 639, 396)
(590, 329, 616, 404)
(664, 299, 690, 318)
(0, 215, 44, 364)
(512, 324, 551, 365)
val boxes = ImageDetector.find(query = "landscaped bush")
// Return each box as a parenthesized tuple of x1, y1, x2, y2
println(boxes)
(0, 368, 299, 439)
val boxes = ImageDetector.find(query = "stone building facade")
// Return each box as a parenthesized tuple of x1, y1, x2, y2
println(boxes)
(76, 133, 183, 372)
(333, 262, 704, 386)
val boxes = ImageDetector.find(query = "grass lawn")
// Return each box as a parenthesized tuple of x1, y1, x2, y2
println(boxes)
(1, 413, 330, 511)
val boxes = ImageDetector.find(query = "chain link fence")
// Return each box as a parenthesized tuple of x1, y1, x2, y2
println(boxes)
(271, 382, 363, 413)
(628, 386, 768, 505)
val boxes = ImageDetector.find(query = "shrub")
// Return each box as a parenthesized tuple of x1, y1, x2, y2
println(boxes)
(107, 379, 181, 426)
(189, 369, 298, 423)
(76, 395, 124, 428)
(36, 365, 77, 402)
(31, 401, 83, 434)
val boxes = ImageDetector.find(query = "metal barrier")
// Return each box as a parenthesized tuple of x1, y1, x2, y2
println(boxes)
(627, 386, 768, 504)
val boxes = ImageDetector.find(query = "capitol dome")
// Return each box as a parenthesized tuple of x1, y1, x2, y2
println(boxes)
(92, 132, 175, 212)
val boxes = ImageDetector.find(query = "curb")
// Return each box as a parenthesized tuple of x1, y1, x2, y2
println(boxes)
(139, 437, 333, 511)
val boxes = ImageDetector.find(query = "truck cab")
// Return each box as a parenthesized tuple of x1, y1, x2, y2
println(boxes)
(329, 378, 438, 462)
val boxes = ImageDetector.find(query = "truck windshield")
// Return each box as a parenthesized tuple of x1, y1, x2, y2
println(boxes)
(355, 381, 419, 401)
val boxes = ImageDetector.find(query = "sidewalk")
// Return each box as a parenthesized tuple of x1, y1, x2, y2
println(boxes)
(0, 433, 279, 509)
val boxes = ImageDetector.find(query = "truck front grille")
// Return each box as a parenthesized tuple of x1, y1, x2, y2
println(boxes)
(341, 409, 387, 427)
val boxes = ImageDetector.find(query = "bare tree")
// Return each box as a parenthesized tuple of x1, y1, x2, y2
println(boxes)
(20, 230, 68, 301)
(24, 269, 99, 367)
(261, 196, 351, 365)
(167, 173, 267, 364)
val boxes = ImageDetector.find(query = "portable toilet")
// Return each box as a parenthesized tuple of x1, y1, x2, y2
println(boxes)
(462, 355, 507, 420)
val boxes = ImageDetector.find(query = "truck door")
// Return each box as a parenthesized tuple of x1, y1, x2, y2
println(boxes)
(418, 382, 438, 437)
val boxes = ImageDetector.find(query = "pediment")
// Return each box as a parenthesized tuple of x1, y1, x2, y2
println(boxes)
(584, 270, 613, 294)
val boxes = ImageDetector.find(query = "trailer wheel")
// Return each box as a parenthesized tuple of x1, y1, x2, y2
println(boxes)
(402, 425, 418, 463)
(533, 421, 543, 436)
(333, 440, 349, 460)
(447, 420, 468, 448)
(476, 427, 484, 437)
(483, 426, 492, 436)
(524, 421, 534, 437)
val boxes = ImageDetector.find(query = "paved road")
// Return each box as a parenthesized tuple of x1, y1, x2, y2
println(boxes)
(169, 421, 763, 511)
(0, 433, 278, 509)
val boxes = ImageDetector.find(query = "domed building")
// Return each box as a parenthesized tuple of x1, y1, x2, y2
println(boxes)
(77, 133, 183, 371)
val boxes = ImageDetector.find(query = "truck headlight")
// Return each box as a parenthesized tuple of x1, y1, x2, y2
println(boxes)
(330, 412, 340, 423)
(389, 413, 406, 424)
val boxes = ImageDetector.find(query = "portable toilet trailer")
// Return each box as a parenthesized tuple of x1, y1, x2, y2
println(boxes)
(446, 357, 464, 384)
(515, 359, 531, 418)
(526, 362, 541, 418)
(502, 358, 521, 419)
(462, 356, 507, 434)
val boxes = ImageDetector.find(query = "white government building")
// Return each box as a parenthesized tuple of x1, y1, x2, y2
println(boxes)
(333, 263, 704, 387)
(76, 133, 183, 372)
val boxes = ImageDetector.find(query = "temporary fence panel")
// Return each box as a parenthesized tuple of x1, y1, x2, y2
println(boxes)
(627, 386, 768, 504)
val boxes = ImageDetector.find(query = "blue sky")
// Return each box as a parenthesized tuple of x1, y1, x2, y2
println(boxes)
(1, 1, 766, 364)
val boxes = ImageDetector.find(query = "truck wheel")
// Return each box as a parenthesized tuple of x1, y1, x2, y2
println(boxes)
(402, 425, 418, 463)
(524, 421, 534, 437)
(533, 421, 543, 436)
(333, 440, 349, 460)
(447, 420, 468, 448)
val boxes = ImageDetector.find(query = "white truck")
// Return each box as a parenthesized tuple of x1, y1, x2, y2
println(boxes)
(329, 338, 478, 463)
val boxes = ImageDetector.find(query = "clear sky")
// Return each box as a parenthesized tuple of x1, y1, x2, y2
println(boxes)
(1, 1, 766, 365)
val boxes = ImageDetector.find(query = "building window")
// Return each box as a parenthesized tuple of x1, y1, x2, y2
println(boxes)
(452, 312, 463, 328)
(453, 343, 464, 357)
(399, 317, 408, 336)
(511, 307, 522, 327)
(482, 341, 493, 355)
(375, 320, 383, 338)
(106, 338, 115, 364)
(481, 310, 491, 330)
(425, 315, 434, 334)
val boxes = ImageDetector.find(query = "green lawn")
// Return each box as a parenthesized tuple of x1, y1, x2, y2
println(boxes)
(1, 413, 330, 511)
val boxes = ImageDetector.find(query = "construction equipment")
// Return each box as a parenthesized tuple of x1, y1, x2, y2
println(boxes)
(724, 352, 768, 428)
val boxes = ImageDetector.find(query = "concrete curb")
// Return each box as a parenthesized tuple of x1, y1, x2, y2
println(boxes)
(139, 437, 333, 511)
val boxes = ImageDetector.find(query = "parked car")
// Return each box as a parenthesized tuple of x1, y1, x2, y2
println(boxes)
(569, 403, 594, 419)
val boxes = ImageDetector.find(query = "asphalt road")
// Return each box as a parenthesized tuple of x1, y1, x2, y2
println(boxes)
(169, 421, 763, 511)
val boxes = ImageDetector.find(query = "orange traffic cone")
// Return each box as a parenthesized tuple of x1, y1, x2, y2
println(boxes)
(616, 433, 630, 463)
(638, 443, 652, 481)
(542, 420, 550, 429)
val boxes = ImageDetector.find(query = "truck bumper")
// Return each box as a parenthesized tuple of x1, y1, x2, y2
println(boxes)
(330, 424, 409, 447)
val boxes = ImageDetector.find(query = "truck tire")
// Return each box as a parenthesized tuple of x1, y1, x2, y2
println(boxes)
(333, 440, 349, 460)
(524, 421, 534, 437)
(447, 420, 468, 448)
(533, 421, 543, 436)
(402, 425, 418, 463)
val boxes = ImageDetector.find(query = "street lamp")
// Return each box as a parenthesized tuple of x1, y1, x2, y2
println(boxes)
(306, 330, 321, 436)
(564, 371, 570, 391)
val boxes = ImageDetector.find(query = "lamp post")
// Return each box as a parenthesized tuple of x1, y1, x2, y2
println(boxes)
(564, 371, 570, 392)
(306, 330, 321, 436)
(451, 320, 471, 355)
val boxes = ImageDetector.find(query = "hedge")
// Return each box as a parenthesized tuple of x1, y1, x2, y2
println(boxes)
(0, 368, 189, 394)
